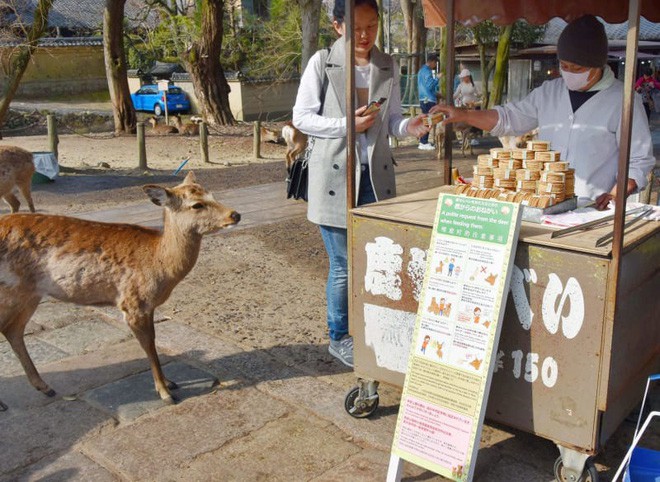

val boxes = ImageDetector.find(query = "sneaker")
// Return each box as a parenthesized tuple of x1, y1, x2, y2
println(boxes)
(329, 335, 354, 367)
(418, 143, 435, 151)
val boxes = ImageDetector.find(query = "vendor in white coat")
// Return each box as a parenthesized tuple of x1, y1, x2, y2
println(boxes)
(432, 15, 655, 210)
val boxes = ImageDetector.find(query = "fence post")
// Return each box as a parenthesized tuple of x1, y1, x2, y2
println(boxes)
(200, 122, 209, 164)
(47, 114, 58, 160)
(137, 122, 147, 170)
(253, 120, 261, 159)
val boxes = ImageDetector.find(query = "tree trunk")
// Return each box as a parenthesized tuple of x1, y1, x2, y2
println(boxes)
(489, 25, 513, 108)
(410, 1, 426, 75)
(103, 0, 137, 135)
(299, 0, 322, 73)
(0, 0, 53, 131)
(182, 0, 234, 126)
(375, 0, 384, 51)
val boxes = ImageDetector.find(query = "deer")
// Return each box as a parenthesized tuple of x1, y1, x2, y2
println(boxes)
(148, 116, 179, 135)
(0, 172, 240, 405)
(171, 114, 199, 136)
(281, 121, 308, 172)
(434, 122, 480, 159)
(0, 145, 36, 213)
(498, 127, 540, 150)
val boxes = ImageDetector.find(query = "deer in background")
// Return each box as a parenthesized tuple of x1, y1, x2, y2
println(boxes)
(281, 121, 307, 171)
(0, 145, 36, 213)
(0, 172, 240, 405)
(171, 114, 200, 136)
(148, 116, 179, 135)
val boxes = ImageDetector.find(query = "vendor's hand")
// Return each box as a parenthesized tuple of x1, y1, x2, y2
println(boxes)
(406, 114, 431, 138)
(594, 179, 638, 210)
(355, 105, 377, 133)
(429, 104, 467, 125)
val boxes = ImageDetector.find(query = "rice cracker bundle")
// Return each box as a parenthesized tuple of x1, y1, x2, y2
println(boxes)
(490, 148, 512, 160)
(527, 140, 551, 151)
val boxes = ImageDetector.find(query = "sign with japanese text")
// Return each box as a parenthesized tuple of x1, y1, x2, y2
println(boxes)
(389, 194, 522, 481)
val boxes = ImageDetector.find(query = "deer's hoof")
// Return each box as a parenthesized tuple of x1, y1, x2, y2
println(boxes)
(43, 388, 56, 397)
(0, 400, 7, 411)
(166, 380, 178, 390)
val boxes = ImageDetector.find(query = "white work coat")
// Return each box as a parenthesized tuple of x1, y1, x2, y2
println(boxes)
(490, 77, 655, 201)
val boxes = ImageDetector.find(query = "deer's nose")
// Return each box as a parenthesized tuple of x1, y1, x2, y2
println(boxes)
(230, 211, 241, 223)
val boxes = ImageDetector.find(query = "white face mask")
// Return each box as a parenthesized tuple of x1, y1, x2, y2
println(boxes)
(560, 68, 591, 91)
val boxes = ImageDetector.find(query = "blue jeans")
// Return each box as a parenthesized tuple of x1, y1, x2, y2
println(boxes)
(319, 166, 376, 341)
(419, 101, 436, 144)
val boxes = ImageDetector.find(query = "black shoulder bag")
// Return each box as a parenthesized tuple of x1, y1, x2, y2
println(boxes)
(286, 49, 330, 201)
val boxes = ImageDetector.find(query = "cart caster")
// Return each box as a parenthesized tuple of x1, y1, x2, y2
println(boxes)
(344, 379, 379, 418)
(553, 456, 599, 482)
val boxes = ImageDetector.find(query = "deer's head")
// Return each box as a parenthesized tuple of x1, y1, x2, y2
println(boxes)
(143, 172, 240, 235)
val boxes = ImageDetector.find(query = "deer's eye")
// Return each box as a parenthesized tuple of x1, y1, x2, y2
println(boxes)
(192, 203, 205, 210)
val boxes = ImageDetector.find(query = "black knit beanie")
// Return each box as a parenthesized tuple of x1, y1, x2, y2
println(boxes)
(557, 15, 608, 68)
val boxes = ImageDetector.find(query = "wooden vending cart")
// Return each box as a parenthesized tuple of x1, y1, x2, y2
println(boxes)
(340, 1, 660, 481)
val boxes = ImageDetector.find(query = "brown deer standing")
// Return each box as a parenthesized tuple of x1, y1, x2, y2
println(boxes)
(148, 116, 179, 135)
(171, 114, 199, 136)
(0, 172, 240, 405)
(0, 145, 36, 213)
(281, 121, 307, 171)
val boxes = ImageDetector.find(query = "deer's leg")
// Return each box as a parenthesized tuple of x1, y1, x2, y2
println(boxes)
(3, 193, 20, 213)
(17, 181, 35, 213)
(1, 297, 54, 396)
(126, 310, 177, 404)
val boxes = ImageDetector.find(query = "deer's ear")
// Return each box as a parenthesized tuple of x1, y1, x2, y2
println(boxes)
(182, 171, 197, 185)
(143, 185, 172, 206)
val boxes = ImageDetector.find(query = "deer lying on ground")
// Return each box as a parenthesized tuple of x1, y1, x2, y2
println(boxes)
(0, 172, 240, 405)
(260, 125, 284, 145)
(148, 116, 179, 135)
(281, 121, 307, 171)
(171, 114, 199, 136)
(0, 145, 36, 213)
(498, 127, 539, 149)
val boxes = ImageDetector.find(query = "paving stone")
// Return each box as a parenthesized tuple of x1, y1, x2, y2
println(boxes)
(0, 340, 157, 412)
(35, 319, 132, 356)
(81, 361, 218, 422)
(81, 386, 289, 480)
(0, 337, 69, 376)
(0, 400, 113, 477)
(1, 450, 119, 482)
(312, 448, 443, 481)
(29, 300, 103, 331)
(181, 412, 361, 480)
(257, 375, 398, 453)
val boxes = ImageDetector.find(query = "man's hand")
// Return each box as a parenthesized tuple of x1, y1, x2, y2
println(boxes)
(429, 104, 466, 125)
(594, 179, 638, 210)
(429, 104, 499, 132)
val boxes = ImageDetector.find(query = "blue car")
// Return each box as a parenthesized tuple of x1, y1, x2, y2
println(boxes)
(131, 84, 190, 116)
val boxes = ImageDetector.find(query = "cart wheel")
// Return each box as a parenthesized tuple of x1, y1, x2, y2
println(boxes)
(344, 386, 379, 418)
(154, 104, 163, 116)
(553, 456, 599, 482)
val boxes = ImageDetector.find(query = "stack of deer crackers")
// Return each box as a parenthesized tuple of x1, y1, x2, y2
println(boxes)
(456, 140, 575, 209)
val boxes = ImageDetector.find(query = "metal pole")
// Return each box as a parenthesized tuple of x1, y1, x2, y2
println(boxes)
(137, 122, 147, 170)
(443, 0, 455, 185)
(387, 0, 391, 54)
(47, 114, 58, 160)
(346, 0, 357, 339)
(346, 0, 356, 211)
(608, 0, 641, 318)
